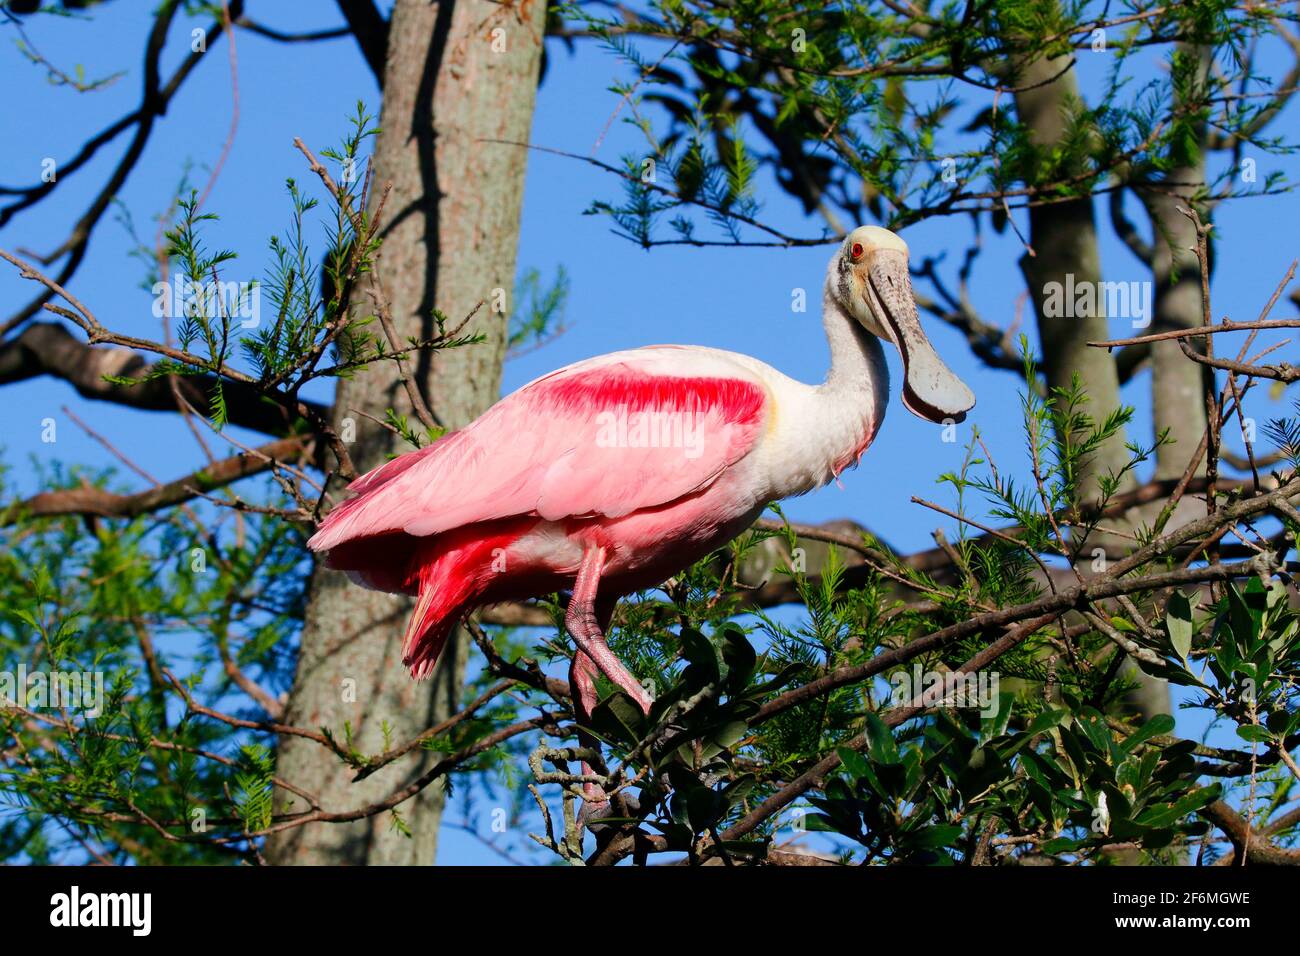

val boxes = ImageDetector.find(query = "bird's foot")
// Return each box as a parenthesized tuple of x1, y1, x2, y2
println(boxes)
(576, 762, 613, 831)
(621, 678, 654, 716)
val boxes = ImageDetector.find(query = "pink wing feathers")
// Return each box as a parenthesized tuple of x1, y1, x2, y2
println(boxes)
(308, 353, 769, 554)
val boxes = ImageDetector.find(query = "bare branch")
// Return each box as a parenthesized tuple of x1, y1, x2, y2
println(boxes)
(0, 321, 327, 435)
(1, 435, 321, 526)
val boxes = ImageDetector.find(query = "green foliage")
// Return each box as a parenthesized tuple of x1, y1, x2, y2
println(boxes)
(508, 266, 571, 355)
(0, 458, 306, 862)
(101, 103, 481, 444)
(233, 745, 275, 834)
(808, 705, 1219, 863)
(563, 1, 1296, 245)
(0, 105, 493, 863)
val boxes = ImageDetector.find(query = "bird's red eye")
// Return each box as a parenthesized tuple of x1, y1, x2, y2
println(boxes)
(850, 242, 865, 260)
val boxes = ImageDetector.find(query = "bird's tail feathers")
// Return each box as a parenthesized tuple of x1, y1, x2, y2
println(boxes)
(399, 534, 503, 681)
(401, 582, 464, 681)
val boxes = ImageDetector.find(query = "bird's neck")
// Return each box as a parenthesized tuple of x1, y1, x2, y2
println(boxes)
(822, 285, 887, 398)
(784, 285, 889, 484)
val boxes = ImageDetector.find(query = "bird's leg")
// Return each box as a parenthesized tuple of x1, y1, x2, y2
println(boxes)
(569, 648, 601, 726)
(569, 648, 609, 810)
(568, 556, 649, 834)
(566, 546, 653, 715)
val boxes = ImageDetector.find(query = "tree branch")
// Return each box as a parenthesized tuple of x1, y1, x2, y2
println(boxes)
(334, 0, 389, 84)
(1, 435, 322, 526)
(1200, 800, 1300, 866)
(0, 1, 247, 337)
(0, 321, 327, 435)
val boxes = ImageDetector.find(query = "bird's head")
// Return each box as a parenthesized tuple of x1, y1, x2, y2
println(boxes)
(829, 225, 975, 424)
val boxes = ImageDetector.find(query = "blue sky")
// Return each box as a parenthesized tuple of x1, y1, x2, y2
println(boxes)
(2, 4, 1297, 864)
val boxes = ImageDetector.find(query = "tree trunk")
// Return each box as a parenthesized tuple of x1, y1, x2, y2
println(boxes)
(1140, 45, 1213, 491)
(1012, 55, 1133, 496)
(1122, 44, 1214, 722)
(267, 0, 546, 865)
(1011, 47, 1169, 725)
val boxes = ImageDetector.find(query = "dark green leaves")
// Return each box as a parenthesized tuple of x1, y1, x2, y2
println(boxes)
(1166, 591, 1194, 661)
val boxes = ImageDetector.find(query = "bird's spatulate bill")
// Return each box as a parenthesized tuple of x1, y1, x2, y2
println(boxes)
(868, 253, 976, 424)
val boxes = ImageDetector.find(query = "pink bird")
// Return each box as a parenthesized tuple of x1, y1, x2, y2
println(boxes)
(308, 226, 974, 749)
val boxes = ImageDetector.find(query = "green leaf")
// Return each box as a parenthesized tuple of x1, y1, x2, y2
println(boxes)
(1266, 709, 1299, 737)
(903, 824, 961, 849)
(591, 691, 645, 747)
(1235, 724, 1272, 744)
(1227, 582, 1265, 654)
(1076, 709, 1114, 756)
(719, 775, 755, 808)
(803, 814, 840, 833)
(864, 712, 901, 766)
(1040, 836, 1084, 855)
(980, 692, 1014, 739)
(706, 720, 748, 754)
(837, 746, 871, 780)
(679, 627, 721, 687)
(1121, 714, 1175, 754)
(686, 787, 728, 833)
(719, 627, 757, 693)
(1024, 707, 1068, 737)
(1166, 591, 1194, 661)
(1136, 787, 1219, 829)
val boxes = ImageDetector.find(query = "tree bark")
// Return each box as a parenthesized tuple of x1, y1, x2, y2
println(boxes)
(1011, 44, 1169, 725)
(1117, 45, 1215, 722)
(1139, 45, 1213, 489)
(1012, 55, 1133, 497)
(267, 0, 546, 865)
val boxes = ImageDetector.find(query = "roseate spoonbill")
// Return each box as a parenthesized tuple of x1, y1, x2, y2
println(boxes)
(308, 226, 974, 730)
